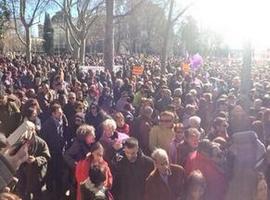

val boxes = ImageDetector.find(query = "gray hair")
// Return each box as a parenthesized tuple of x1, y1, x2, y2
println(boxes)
(151, 148, 168, 162)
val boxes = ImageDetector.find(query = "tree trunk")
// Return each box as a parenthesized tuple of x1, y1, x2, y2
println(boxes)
(240, 42, 253, 111)
(25, 27, 32, 63)
(161, 0, 174, 73)
(80, 37, 86, 65)
(104, 0, 114, 71)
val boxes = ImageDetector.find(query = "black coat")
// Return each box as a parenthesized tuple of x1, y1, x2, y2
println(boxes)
(40, 117, 66, 155)
(111, 150, 154, 200)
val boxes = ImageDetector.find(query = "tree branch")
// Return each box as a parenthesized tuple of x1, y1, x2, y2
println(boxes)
(172, 2, 194, 24)
(11, 0, 26, 46)
(113, 0, 145, 19)
(85, 15, 99, 37)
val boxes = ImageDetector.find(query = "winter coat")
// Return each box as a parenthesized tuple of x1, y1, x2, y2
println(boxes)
(185, 151, 227, 200)
(75, 156, 112, 200)
(144, 164, 186, 200)
(111, 150, 154, 200)
(16, 135, 51, 193)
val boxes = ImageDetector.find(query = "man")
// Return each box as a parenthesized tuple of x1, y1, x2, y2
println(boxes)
(63, 92, 76, 124)
(16, 126, 51, 200)
(144, 148, 185, 200)
(112, 137, 154, 200)
(176, 128, 200, 166)
(149, 111, 175, 154)
(0, 94, 21, 136)
(41, 103, 66, 199)
(185, 140, 227, 200)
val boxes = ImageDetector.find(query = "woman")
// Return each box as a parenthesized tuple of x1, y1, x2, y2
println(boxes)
(185, 170, 207, 200)
(75, 142, 113, 200)
(114, 112, 129, 136)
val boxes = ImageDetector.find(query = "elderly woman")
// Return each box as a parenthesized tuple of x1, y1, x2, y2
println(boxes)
(99, 119, 129, 164)
(64, 124, 96, 170)
(144, 148, 185, 200)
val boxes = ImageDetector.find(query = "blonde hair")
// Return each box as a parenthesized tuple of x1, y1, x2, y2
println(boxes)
(102, 118, 117, 131)
(76, 124, 95, 137)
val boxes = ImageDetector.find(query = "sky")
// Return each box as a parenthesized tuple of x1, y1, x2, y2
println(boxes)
(32, 0, 270, 50)
(183, 0, 270, 49)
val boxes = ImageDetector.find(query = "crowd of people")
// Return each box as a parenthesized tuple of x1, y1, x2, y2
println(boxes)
(0, 53, 270, 200)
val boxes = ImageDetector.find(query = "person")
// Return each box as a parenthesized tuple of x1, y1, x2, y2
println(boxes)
(169, 123, 184, 164)
(111, 137, 154, 200)
(114, 112, 130, 136)
(185, 140, 227, 200)
(185, 170, 207, 200)
(253, 172, 268, 200)
(149, 111, 175, 154)
(131, 106, 153, 156)
(0, 143, 29, 191)
(208, 117, 229, 141)
(144, 148, 185, 200)
(0, 94, 21, 136)
(64, 124, 96, 170)
(40, 103, 66, 199)
(15, 124, 51, 200)
(0, 192, 21, 200)
(75, 142, 113, 200)
(63, 92, 77, 124)
(176, 128, 200, 166)
(85, 103, 109, 141)
(80, 165, 114, 200)
(99, 119, 129, 164)
(226, 129, 266, 200)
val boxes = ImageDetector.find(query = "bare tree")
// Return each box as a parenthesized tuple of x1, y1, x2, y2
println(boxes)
(54, 0, 104, 64)
(160, 0, 193, 72)
(11, 0, 50, 63)
(104, 0, 145, 71)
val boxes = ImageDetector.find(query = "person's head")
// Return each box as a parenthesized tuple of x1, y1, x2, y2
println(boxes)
(184, 128, 200, 149)
(251, 120, 264, 143)
(88, 165, 106, 188)
(159, 111, 175, 129)
(254, 172, 268, 200)
(74, 101, 85, 113)
(114, 112, 125, 128)
(76, 124, 96, 144)
(197, 139, 217, 159)
(23, 107, 38, 122)
(186, 170, 206, 200)
(188, 116, 201, 129)
(50, 103, 63, 120)
(213, 117, 228, 134)
(74, 112, 85, 126)
(174, 123, 184, 141)
(89, 142, 104, 163)
(141, 105, 153, 119)
(0, 95, 7, 106)
(89, 103, 99, 116)
(102, 119, 117, 138)
(123, 137, 139, 163)
(152, 148, 170, 176)
(185, 104, 197, 116)
(68, 92, 76, 104)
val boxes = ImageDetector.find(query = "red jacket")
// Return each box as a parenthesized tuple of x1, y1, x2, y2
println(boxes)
(185, 151, 227, 200)
(116, 123, 130, 136)
(75, 156, 113, 200)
